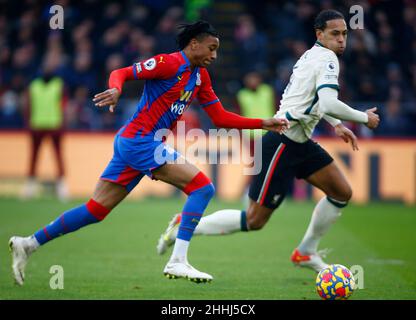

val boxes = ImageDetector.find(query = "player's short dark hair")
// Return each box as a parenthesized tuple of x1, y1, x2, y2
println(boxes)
(176, 20, 220, 50)
(314, 9, 345, 31)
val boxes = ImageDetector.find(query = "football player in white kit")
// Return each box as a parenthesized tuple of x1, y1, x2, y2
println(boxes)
(157, 10, 380, 272)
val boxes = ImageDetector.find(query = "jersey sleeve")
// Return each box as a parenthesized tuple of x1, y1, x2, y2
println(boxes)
(132, 54, 179, 80)
(203, 101, 263, 129)
(197, 68, 220, 108)
(315, 51, 340, 92)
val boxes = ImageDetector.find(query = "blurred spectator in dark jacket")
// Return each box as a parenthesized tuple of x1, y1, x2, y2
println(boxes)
(234, 14, 268, 75)
(0, 90, 23, 128)
(375, 99, 411, 137)
(154, 8, 183, 54)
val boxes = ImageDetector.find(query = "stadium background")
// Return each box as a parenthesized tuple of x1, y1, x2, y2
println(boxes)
(0, 0, 415, 203)
(0, 0, 415, 300)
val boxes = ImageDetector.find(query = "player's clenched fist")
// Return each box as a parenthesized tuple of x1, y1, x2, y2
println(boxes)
(365, 107, 380, 129)
(93, 88, 121, 113)
(262, 118, 290, 134)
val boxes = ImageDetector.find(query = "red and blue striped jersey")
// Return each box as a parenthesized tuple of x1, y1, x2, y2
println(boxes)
(120, 51, 219, 138)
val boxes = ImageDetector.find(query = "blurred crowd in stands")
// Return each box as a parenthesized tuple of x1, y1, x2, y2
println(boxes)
(0, 0, 415, 137)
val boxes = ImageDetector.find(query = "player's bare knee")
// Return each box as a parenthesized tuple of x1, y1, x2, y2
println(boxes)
(326, 186, 352, 210)
(337, 184, 352, 202)
(328, 183, 352, 203)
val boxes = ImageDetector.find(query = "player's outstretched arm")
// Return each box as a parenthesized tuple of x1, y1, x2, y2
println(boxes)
(262, 117, 290, 133)
(93, 67, 135, 112)
(93, 55, 178, 113)
(318, 87, 380, 129)
(204, 102, 289, 134)
(93, 88, 121, 113)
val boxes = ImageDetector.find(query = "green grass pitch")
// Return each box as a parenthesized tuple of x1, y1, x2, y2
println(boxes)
(0, 197, 415, 300)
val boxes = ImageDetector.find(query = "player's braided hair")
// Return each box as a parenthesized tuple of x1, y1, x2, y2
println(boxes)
(314, 9, 345, 31)
(176, 20, 219, 50)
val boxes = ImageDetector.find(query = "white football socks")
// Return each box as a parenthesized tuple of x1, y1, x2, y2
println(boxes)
(169, 209, 245, 263)
(194, 209, 244, 235)
(169, 210, 246, 262)
(170, 238, 189, 263)
(297, 196, 344, 255)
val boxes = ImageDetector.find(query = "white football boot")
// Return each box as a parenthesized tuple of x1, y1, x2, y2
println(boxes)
(9, 236, 38, 285)
(163, 259, 213, 283)
(157, 213, 180, 255)
(291, 248, 330, 273)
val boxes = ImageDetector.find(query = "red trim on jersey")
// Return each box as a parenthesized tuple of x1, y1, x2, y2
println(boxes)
(108, 67, 135, 94)
(183, 171, 212, 195)
(259, 144, 286, 205)
(86, 199, 111, 221)
(204, 101, 263, 129)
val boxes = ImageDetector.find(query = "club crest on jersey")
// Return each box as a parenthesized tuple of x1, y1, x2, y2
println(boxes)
(143, 58, 156, 70)
(196, 72, 201, 86)
(326, 61, 336, 72)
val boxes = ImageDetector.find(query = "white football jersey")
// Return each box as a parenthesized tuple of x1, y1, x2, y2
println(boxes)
(275, 41, 340, 142)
